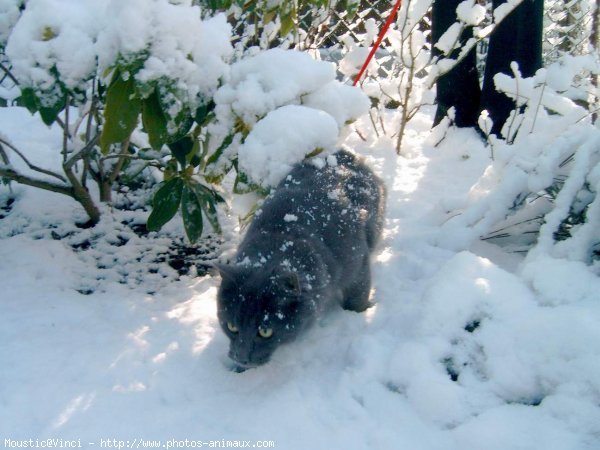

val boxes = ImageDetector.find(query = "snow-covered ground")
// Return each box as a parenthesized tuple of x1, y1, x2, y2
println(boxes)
(2, 101, 600, 450)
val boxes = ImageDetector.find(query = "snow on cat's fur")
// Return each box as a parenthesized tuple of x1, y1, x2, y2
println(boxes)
(217, 149, 385, 370)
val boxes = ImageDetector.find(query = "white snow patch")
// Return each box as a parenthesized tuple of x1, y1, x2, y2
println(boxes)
(456, 0, 486, 26)
(237, 105, 338, 187)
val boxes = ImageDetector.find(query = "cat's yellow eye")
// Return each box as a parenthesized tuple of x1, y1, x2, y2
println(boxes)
(227, 322, 239, 333)
(258, 327, 273, 339)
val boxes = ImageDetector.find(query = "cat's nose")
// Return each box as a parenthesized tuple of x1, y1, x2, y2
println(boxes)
(229, 349, 251, 366)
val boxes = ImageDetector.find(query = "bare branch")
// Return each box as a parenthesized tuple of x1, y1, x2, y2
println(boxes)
(64, 133, 100, 170)
(62, 152, 102, 224)
(0, 166, 73, 197)
(0, 62, 19, 86)
(0, 137, 67, 183)
(108, 137, 131, 185)
(62, 94, 70, 163)
(0, 143, 9, 164)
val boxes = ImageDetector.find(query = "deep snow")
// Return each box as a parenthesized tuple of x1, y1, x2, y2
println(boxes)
(2, 100, 600, 449)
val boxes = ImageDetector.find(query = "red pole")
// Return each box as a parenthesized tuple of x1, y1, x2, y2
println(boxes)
(353, 0, 403, 87)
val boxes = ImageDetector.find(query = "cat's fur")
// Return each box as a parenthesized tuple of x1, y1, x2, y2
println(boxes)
(216, 149, 385, 369)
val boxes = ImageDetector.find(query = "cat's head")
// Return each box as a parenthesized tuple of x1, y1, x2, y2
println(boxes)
(216, 263, 317, 369)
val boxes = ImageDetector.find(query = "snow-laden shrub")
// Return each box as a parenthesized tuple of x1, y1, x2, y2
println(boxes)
(1, 0, 233, 234)
(144, 48, 368, 237)
(344, 0, 521, 154)
(5, 0, 231, 136)
(441, 56, 600, 270)
(0, 0, 368, 242)
(205, 48, 369, 190)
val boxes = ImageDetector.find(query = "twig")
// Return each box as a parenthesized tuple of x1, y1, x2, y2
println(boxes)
(529, 81, 546, 134)
(0, 62, 19, 86)
(0, 143, 9, 164)
(505, 66, 522, 143)
(368, 109, 380, 138)
(62, 94, 70, 163)
(396, 31, 416, 154)
(85, 80, 98, 143)
(107, 137, 131, 185)
(64, 133, 100, 170)
(354, 126, 367, 142)
(0, 136, 66, 182)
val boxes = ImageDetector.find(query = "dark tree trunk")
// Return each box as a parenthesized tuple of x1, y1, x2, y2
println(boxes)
(479, 0, 544, 135)
(431, 0, 481, 128)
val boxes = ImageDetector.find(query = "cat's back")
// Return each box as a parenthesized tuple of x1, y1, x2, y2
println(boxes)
(242, 149, 385, 249)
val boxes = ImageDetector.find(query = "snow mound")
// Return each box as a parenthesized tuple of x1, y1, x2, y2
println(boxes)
(215, 48, 337, 127)
(212, 48, 369, 188)
(303, 80, 371, 128)
(2, 105, 600, 448)
(237, 105, 339, 187)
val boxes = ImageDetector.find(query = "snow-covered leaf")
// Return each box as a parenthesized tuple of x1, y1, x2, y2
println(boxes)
(181, 183, 203, 243)
(147, 177, 184, 232)
(100, 72, 141, 154)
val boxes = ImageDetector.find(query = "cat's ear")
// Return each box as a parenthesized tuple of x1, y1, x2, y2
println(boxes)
(280, 271, 302, 295)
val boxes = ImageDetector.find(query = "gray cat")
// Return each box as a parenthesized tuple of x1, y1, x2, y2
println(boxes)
(216, 149, 385, 370)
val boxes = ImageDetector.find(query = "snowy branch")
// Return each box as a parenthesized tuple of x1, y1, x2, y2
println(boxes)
(0, 166, 72, 197)
(0, 61, 19, 86)
(0, 137, 66, 183)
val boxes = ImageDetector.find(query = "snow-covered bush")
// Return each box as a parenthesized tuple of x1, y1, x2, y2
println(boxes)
(345, 0, 577, 154)
(441, 57, 600, 269)
(0, 0, 233, 233)
(205, 48, 368, 190)
(143, 47, 368, 238)
(343, 0, 515, 154)
(0, 0, 368, 242)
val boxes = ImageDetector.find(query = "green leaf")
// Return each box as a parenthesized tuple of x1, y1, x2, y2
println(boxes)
(193, 183, 222, 234)
(304, 147, 324, 159)
(210, 189, 226, 204)
(263, 9, 277, 24)
(343, 0, 359, 19)
(233, 169, 258, 195)
(18, 84, 66, 125)
(195, 101, 215, 125)
(39, 100, 65, 126)
(207, 0, 232, 10)
(100, 71, 141, 154)
(154, 83, 193, 143)
(280, 13, 295, 37)
(189, 134, 202, 168)
(147, 177, 184, 232)
(0, 97, 7, 107)
(205, 134, 234, 168)
(181, 184, 204, 243)
(142, 90, 169, 150)
(167, 114, 194, 144)
(164, 158, 179, 181)
(168, 136, 194, 170)
(18, 87, 39, 114)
